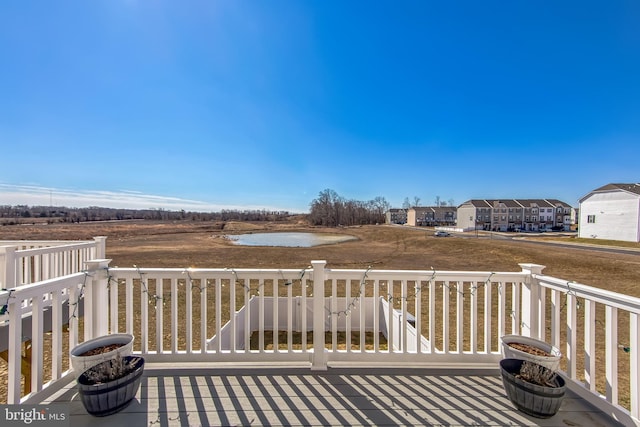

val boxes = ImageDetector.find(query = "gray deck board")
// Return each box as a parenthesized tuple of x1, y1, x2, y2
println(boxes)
(41, 366, 621, 426)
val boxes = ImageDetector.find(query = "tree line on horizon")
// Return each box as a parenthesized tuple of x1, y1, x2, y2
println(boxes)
(2, 189, 392, 227)
(307, 189, 390, 227)
(0, 205, 293, 225)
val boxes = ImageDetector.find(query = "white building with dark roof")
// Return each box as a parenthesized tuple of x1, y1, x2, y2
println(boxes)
(578, 183, 640, 242)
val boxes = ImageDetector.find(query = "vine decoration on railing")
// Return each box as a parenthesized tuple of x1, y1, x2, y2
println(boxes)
(0, 287, 25, 342)
(319, 266, 633, 354)
(0, 264, 633, 357)
(0, 288, 15, 315)
(560, 280, 581, 311)
(539, 279, 631, 354)
(183, 269, 206, 292)
(134, 265, 163, 308)
(280, 267, 309, 287)
(0, 270, 92, 340)
(67, 270, 93, 323)
(106, 265, 175, 307)
(324, 267, 498, 319)
(225, 266, 310, 296)
(594, 319, 632, 353)
(387, 270, 496, 305)
(325, 266, 372, 318)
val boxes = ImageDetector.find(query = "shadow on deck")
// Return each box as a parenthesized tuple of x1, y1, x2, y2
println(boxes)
(39, 366, 619, 427)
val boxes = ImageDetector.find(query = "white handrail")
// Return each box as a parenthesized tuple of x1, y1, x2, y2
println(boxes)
(0, 237, 105, 288)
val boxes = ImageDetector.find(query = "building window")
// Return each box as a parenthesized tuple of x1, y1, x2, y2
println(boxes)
(493, 216, 498, 222)
(532, 216, 537, 221)
(587, 215, 596, 223)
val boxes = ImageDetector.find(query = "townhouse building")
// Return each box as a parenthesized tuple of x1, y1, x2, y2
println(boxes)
(385, 208, 407, 225)
(457, 199, 573, 232)
(406, 206, 457, 227)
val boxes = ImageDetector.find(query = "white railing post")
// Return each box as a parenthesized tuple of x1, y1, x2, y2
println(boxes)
(1, 245, 17, 289)
(311, 260, 327, 370)
(631, 312, 639, 420)
(84, 259, 112, 338)
(518, 263, 545, 339)
(93, 236, 107, 259)
(7, 293, 22, 404)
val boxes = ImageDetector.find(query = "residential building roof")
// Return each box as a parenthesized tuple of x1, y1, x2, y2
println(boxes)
(592, 183, 640, 195)
(459, 199, 573, 209)
(579, 183, 640, 202)
(410, 206, 456, 213)
(459, 200, 492, 208)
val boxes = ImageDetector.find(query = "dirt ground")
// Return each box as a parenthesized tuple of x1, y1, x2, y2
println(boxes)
(2, 218, 638, 297)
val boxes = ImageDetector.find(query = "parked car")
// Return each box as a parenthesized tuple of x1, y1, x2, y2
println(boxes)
(434, 231, 450, 237)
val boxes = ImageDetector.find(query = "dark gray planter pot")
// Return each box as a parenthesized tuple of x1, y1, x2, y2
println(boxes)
(500, 358, 566, 418)
(77, 356, 145, 417)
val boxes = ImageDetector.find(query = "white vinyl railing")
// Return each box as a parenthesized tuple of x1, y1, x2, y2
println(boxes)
(0, 237, 106, 289)
(1, 259, 638, 426)
(531, 270, 640, 426)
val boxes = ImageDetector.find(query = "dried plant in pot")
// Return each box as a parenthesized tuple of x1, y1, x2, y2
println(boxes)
(500, 358, 566, 418)
(500, 334, 561, 371)
(77, 355, 145, 417)
(70, 333, 134, 378)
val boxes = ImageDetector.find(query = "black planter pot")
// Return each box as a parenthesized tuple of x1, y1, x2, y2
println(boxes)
(77, 356, 145, 417)
(500, 358, 566, 418)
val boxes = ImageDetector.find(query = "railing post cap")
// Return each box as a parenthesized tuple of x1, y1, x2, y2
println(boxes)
(519, 263, 546, 274)
(311, 260, 327, 267)
(84, 259, 112, 269)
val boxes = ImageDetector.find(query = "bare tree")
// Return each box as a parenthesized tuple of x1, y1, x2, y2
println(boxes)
(309, 190, 389, 226)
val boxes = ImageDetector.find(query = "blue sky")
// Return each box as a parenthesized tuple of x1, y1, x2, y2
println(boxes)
(1, 1, 638, 213)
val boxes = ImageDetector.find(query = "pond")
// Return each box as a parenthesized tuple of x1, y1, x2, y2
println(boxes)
(226, 232, 357, 247)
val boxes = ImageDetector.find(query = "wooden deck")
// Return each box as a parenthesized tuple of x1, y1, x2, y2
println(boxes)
(38, 364, 620, 427)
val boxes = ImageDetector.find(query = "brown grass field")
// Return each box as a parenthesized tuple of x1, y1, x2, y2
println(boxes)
(2, 219, 638, 297)
(1, 218, 639, 408)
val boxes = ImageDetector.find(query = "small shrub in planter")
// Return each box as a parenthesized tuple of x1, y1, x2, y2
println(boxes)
(77, 355, 145, 417)
(500, 358, 566, 418)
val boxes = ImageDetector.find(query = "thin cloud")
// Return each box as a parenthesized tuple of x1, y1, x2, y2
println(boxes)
(0, 184, 275, 212)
